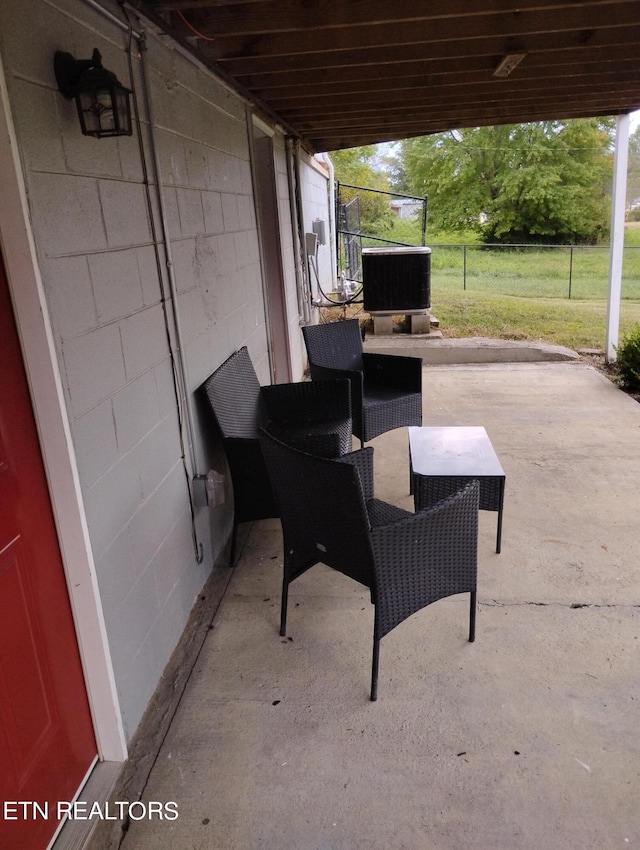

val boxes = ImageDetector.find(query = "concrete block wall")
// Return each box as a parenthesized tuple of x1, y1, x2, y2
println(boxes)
(0, 0, 299, 739)
(300, 152, 335, 302)
(270, 139, 333, 378)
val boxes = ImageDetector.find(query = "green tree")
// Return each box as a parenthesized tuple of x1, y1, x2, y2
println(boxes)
(400, 120, 614, 244)
(627, 125, 640, 215)
(330, 146, 386, 188)
(330, 146, 394, 234)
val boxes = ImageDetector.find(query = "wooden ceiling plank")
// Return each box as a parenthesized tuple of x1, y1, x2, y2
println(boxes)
(137, 0, 640, 152)
(297, 95, 640, 132)
(292, 102, 640, 135)
(158, 0, 268, 8)
(204, 3, 640, 61)
(266, 71, 640, 110)
(275, 83, 640, 121)
(212, 24, 640, 76)
(307, 101, 638, 140)
(161, 0, 637, 37)
(312, 106, 623, 149)
(241, 45, 640, 93)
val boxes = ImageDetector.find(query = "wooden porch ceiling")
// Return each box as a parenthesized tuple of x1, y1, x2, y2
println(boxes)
(138, 0, 640, 152)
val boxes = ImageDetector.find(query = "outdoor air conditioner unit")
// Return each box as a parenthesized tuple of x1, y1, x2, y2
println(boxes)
(362, 246, 431, 313)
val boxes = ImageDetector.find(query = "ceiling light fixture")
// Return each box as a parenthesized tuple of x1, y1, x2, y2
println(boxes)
(493, 53, 527, 78)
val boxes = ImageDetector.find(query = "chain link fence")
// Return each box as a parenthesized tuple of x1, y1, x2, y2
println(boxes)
(331, 184, 640, 340)
(431, 243, 640, 300)
(334, 184, 640, 302)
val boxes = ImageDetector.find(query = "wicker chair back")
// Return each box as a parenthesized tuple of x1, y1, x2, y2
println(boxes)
(201, 348, 353, 565)
(259, 429, 479, 700)
(302, 318, 364, 372)
(302, 319, 423, 442)
(202, 347, 268, 439)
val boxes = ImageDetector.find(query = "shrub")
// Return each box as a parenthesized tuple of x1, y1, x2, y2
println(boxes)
(616, 324, 640, 391)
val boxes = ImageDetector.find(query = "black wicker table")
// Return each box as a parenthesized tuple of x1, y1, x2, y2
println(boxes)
(409, 426, 505, 553)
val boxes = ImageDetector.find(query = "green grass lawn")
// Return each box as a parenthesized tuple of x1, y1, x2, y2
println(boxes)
(431, 290, 640, 350)
(430, 243, 640, 300)
(370, 224, 640, 302)
(340, 225, 640, 351)
(430, 228, 640, 349)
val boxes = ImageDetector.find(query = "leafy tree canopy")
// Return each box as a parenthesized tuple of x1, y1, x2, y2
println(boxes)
(398, 119, 615, 244)
(330, 145, 389, 190)
(627, 125, 640, 213)
(330, 146, 394, 234)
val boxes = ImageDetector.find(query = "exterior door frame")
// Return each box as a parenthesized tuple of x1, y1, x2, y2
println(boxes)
(0, 56, 126, 762)
(249, 113, 293, 383)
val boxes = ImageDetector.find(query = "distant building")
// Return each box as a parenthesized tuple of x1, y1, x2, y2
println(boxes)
(390, 198, 423, 219)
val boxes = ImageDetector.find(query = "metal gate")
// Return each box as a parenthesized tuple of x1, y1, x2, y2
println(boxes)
(336, 182, 428, 288)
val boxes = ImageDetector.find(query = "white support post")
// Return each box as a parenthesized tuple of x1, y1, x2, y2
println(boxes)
(605, 114, 630, 363)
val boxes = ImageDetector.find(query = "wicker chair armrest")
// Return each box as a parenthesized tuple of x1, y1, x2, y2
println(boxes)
(262, 379, 351, 425)
(370, 480, 479, 639)
(366, 498, 413, 528)
(372, 479, 479, 553)
(309, 363, 364, 389)
(362, 352, 423, 392)
(264, 425, 342, 459)
(336, 446, 374, 500)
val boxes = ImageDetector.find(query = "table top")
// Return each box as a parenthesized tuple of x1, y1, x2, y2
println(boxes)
(409, 426, 505, 478)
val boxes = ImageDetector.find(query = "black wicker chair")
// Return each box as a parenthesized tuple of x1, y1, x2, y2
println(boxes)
(302, 318, 423, 443)
(201, 347, 352, 565)
(259, 429, 480, 701)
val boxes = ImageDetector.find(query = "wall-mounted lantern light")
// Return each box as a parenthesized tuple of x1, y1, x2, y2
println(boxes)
(54, 48, 132, 138)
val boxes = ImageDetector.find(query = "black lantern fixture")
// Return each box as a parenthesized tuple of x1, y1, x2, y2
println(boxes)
(54, 48, 132, 138)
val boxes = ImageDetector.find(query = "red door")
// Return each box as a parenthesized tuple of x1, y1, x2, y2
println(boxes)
(0, 253, 97, 849)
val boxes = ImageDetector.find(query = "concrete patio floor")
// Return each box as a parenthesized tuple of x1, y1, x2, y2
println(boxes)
(119, 361, 639, 850)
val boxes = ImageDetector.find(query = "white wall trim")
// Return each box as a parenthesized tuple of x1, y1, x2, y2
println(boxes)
(0, 53, 127, 762)
(252, 112, 277, 137)
(605, 113, 630, 363)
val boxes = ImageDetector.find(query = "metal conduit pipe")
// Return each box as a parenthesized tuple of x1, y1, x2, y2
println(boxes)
(285, 137, 310, 324)
(137, 37, 200, 486)
(79, 1, 199, 477)
(82, 0, 205, 561)
(319, 151, 338, 290)
(293, 140, 313, 323)
(82, 0, 143, 39)
(286, 136, 311, 324)
(246, 108, 275, 381)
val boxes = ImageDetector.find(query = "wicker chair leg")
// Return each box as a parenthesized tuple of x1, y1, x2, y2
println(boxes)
(370, 635, 380, 702)
(469, 590, 477, 642)
(280, 579, 289, 637)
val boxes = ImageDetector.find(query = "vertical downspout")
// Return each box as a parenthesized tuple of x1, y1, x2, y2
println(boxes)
(285, 137, 311, 323)
(293, 139, 312, 323)
(605, 113, 630, 363)
(319, 152, 338, 292)
(246, 108, 275, 381)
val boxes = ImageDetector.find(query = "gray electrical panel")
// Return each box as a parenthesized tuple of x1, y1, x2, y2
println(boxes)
(312, 219, 326, 245)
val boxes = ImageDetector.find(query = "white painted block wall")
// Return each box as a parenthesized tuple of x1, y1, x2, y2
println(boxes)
(272, 139, 333, 377)
(0, 0, 303, 739)
(301, 153, 336, 303)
